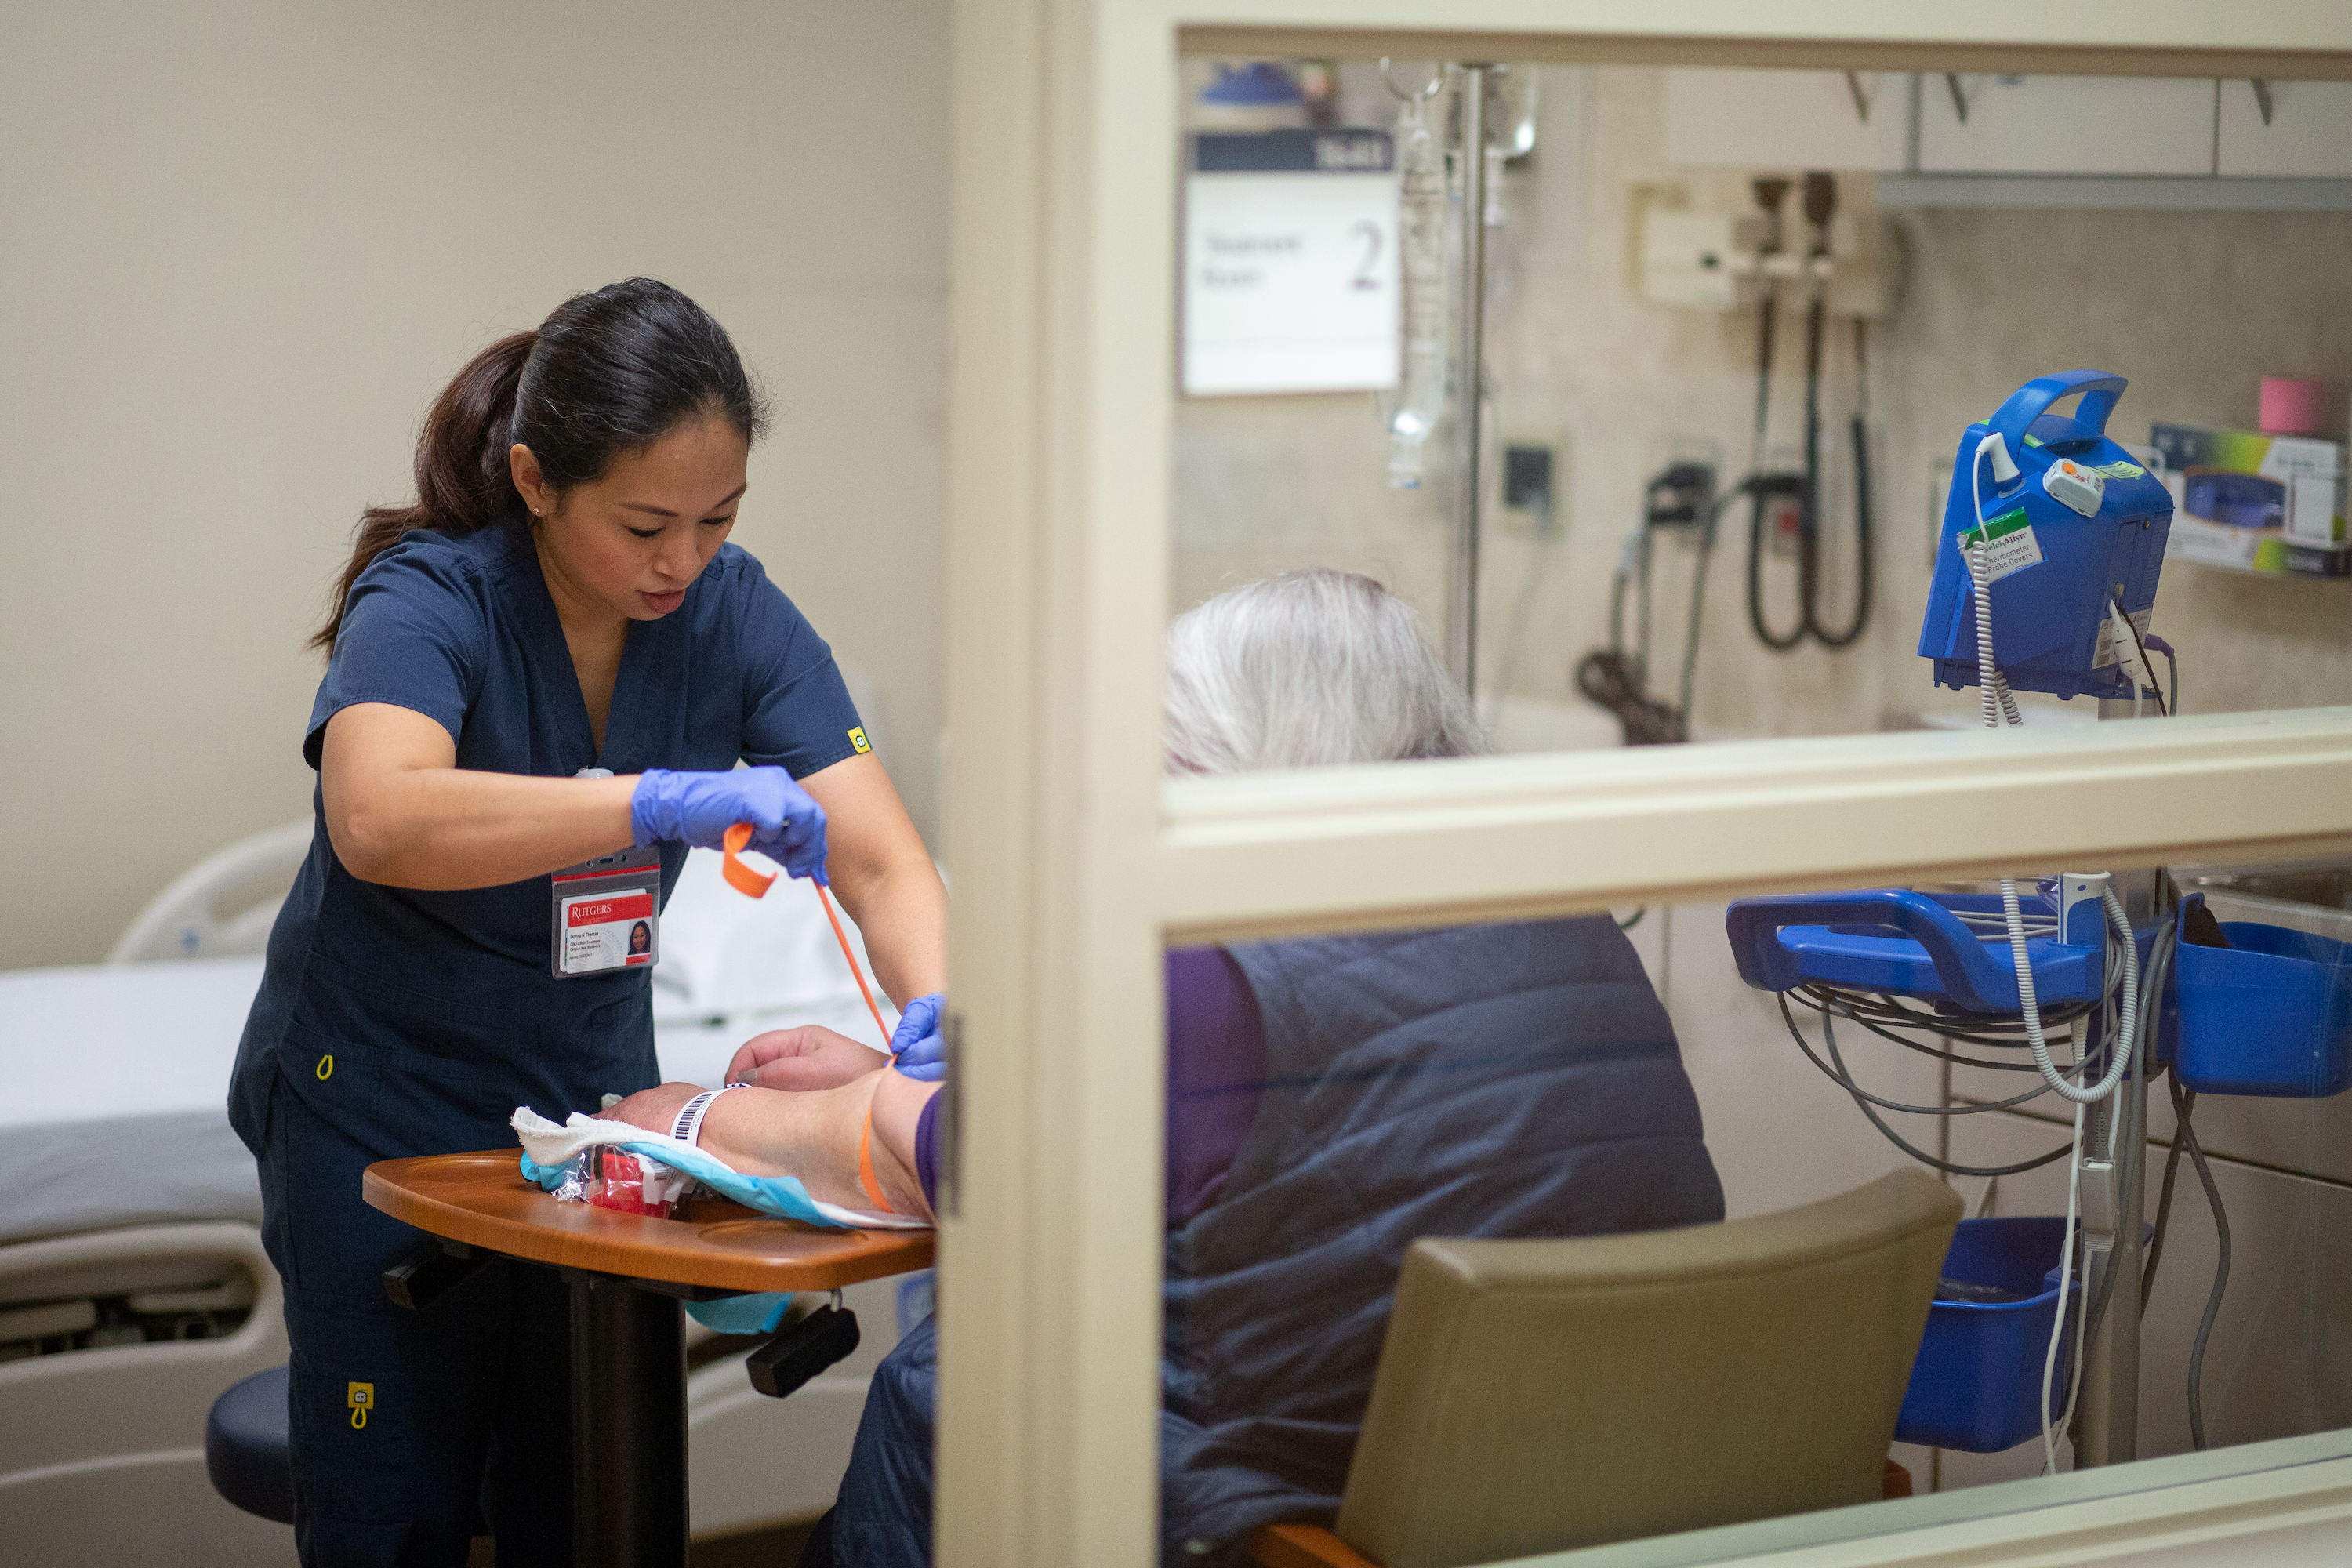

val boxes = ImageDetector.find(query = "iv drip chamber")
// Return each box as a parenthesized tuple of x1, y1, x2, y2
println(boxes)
(1387, 88, 1447, 488)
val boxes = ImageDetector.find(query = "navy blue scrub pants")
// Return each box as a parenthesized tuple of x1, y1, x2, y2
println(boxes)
(804, 1312, 938, 1568)
(259, 1074, 575, 1566)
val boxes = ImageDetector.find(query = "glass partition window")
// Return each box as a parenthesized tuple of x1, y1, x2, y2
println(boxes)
(935, 9, 2352, 1563)
(1171, 58, 2352, 764)
(1147, 864, 2350, 1563)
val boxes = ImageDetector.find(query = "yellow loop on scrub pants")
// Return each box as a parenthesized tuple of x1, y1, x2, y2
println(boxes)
(316, 1054, 335, 1080)
(350, 1406, 368, 1429)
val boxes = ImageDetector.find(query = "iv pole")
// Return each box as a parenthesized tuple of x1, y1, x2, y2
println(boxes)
(1450, 64, 1490, 695)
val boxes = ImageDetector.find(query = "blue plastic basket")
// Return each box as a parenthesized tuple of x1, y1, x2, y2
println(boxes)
(1895, 1218, 2079, 1453)
(2173, 895, 2352, 1098)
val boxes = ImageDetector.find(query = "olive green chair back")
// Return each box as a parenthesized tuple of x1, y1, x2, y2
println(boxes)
(1332, 1169, 1962, 1568)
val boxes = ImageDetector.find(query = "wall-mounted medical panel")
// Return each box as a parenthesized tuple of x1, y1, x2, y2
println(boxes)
(2218, 79, 2352, 177)
(1661, 69, 1913, 172)
(1918, 75, 2219, 176)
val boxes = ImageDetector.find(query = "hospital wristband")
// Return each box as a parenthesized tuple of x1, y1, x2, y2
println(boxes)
(671, 1085, 745, 1149)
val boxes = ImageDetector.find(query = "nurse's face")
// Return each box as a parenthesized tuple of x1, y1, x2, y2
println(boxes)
(513, 415, 750, 622)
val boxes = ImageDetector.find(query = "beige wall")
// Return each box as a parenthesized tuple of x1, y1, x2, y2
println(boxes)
(0, 2, 949, 970)
(1173, 65, 2352, 745)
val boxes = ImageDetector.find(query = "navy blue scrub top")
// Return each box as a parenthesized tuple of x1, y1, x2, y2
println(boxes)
(229, 524, 863, 1163)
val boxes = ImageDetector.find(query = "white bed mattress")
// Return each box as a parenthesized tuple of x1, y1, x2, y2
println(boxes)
(0, 849, 892, 1247)
(0, 956, 269, 1247)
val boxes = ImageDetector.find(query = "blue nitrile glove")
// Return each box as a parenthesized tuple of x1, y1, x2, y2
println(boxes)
(686, 1293, 795, 1336)
(631, 768, 829, 883)
(890, 993, 946, 1081)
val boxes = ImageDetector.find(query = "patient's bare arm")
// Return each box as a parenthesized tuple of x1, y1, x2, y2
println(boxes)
(601, 1069, 940, 1221)
(723, 1023, 885, 1091)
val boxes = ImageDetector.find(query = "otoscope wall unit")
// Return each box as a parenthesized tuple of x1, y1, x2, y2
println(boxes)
(1632, 186, 1890, 319)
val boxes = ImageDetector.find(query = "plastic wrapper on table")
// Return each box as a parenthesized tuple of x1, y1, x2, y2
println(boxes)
(564, 1147, 692, 1218)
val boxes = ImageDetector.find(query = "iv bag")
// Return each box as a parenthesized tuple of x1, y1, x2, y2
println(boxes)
(1388, 89, 1447, 488)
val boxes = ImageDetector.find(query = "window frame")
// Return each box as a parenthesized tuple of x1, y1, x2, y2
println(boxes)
(936, 4, 2352, 1563)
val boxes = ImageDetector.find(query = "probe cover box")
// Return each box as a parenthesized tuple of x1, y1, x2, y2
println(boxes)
(2150, 422, 2347, 579)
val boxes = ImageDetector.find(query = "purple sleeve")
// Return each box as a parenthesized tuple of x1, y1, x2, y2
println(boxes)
(906, 946, 1266, 1227)
(1164, 946, 1266, 1225)
(914, 1090, 943, 1214)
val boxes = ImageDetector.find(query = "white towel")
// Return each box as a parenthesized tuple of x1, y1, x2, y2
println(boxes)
(514, 1105, 696, 1168)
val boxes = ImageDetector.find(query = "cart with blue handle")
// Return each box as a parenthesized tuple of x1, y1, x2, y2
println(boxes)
(1728, 881, 2352, 1454)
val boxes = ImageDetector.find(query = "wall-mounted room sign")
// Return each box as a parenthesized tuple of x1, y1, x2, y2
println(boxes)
(1181, 129, 1399, 396)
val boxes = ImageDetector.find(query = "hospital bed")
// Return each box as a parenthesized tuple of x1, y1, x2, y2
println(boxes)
(0, 828, 913, 1562)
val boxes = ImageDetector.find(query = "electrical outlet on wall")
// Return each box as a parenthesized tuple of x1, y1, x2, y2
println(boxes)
(1496, 431, 1568, 537)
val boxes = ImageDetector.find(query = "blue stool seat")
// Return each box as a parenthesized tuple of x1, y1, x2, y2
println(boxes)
(206, 1365, 295, 1524)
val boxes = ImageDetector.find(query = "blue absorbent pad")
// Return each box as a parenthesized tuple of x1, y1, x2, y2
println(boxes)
(517, 1140, 845, 1230)
(684, 1292, 796, 1335)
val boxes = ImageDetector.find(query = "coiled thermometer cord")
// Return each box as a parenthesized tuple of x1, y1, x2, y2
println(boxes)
(1965, 435, 2140, 1106)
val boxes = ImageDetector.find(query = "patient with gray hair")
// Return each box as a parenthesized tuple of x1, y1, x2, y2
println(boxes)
(643, 569, 1724, 1568)
(1164, 568, 1488, 772)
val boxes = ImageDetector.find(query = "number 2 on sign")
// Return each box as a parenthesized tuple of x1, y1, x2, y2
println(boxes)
(1349, 220, 1383, 291)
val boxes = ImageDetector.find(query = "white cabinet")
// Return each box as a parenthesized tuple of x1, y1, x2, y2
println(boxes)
(1662, 71, 2350, 200)
(1661, 68, 1911, 172)
(1918, 74, 2217, 175)
(2218, 78, 2352, 176)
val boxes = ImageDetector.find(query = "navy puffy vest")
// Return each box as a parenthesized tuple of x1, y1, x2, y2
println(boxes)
(1159, 916, 1726, 1560)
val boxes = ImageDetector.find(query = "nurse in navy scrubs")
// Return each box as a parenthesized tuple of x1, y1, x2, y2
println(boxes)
(228, 278, 947, 1566)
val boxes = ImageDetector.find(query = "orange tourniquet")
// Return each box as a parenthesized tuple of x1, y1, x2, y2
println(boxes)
(724, 819, 903, 1214)
(720, 822, 895, 1051)
(720, 822, 778, 896)
(858, 1104, 897, 1214)
(816, 882, 894, 1049)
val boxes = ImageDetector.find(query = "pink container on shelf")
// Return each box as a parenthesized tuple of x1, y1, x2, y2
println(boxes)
(2260, 376, 2326, 437)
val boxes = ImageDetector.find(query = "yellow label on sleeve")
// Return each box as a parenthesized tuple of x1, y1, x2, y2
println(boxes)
(848, 727, 871, 754)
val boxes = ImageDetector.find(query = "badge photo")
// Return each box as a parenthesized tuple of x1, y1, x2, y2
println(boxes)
(548, 845, 662, 979)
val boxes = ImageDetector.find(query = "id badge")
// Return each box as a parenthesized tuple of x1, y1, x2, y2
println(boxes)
(550, 844, 662, 979)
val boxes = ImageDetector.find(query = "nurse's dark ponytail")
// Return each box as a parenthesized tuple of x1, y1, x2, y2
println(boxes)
(313, 278, 768, 652)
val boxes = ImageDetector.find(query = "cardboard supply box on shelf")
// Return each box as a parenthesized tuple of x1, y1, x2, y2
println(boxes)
(2151, 422, 2348, 579)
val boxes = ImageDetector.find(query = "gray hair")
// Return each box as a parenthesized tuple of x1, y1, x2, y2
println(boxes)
(1165, 570, 1489, 775)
